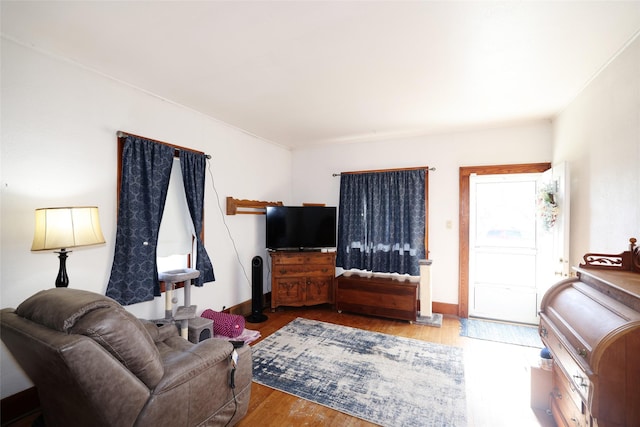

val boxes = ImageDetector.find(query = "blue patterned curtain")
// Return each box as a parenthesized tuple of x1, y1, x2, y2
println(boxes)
(336, 169, 426, 276)
(179, 150, 215, 286)
(106, 136, 174, 305)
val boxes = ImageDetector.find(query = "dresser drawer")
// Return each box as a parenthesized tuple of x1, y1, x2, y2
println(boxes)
(271, 253, 335, 265)
(540, 316, 592, 405)
(551, 367, 590, 427)
(272, 264, 334, 277)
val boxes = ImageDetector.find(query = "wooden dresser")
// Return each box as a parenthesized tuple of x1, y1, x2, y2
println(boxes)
(270, 251, 336, 310)
(539, 238, 640, 427)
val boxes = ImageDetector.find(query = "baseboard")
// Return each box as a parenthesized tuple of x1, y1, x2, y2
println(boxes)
(432, 301, 459, 316)
(224, 293, 455, 318)
(1, 387, 39, 426)
(224, 298, 252, 316)
(415, 299, 459, 318)
(223, 292, 271, 316)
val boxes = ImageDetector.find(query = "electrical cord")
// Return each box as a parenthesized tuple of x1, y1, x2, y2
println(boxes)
(206, 158, 252, 290)
(224, 384, 238, 427)
(224, 355, 239, 427)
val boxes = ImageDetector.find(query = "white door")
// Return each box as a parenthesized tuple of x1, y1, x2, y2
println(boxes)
(469, 173, 545, 324)
(551, 162, 571, 279)
(536, 163, 571, 312)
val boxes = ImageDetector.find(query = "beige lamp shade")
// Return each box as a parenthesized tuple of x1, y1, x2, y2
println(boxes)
(31, 206, 106, 251)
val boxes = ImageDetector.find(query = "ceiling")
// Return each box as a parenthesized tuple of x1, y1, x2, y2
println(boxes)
(2, 1, 640, 150)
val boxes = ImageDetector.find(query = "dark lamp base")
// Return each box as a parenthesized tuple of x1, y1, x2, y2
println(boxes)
(54, 249, 70, 288)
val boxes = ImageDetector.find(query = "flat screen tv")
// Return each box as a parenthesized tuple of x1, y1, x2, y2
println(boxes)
(266, 206, 337, 250)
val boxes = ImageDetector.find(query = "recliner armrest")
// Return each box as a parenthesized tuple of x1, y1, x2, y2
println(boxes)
(154, 337, 234, 393)
(135, 338, 252, 426)
(140, 320, 179, 343)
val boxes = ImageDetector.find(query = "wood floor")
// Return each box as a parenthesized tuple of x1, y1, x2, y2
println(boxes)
(6, 305, 556, 427)
(238, 305, 556, 427)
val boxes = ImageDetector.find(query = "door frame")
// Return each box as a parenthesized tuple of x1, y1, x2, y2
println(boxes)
(458, 163, 551, 318)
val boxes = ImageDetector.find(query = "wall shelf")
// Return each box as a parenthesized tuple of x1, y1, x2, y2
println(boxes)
(226, 197, 283, 215)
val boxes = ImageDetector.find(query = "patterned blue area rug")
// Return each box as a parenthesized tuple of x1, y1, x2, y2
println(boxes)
(252, 318, 467, 427)
(460, 318, 543, 348)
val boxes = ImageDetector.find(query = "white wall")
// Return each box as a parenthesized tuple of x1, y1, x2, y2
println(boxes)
(553, 35, 640, 262)
(291, 122, 553, 305)
(0, 39, 292, 398)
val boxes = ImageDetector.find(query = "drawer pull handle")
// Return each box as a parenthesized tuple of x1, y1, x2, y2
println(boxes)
(552, 388, 562, 400)
(572, 374, 588, 388)
(540, 326, 548, 338)
(577, 348, 587, 357)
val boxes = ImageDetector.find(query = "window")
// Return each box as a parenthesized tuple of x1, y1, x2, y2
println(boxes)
(106, 133, 214, 306)
(336, 168, 428, 276)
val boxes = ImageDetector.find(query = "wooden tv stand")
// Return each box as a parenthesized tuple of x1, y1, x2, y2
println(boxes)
(270, 251, 336, 310)
(336, 274, 418, 322)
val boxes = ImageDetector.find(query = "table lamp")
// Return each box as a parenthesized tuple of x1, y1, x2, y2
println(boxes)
(31, 206, 106, 287)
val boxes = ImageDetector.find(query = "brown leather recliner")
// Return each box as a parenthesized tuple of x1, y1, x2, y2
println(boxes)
(0, 288, 252, 426)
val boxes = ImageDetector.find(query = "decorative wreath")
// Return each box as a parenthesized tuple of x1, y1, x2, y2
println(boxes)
(537, 183, 559, 231)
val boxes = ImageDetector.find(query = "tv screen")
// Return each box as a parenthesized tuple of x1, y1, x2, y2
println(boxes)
(266, 206, 337, 250)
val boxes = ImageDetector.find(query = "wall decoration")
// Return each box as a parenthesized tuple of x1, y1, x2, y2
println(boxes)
(537, 182, 559, 231)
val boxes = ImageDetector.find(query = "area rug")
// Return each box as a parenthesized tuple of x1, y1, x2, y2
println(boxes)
(459, 318, 542, 348)
(252, 317, 467, 427)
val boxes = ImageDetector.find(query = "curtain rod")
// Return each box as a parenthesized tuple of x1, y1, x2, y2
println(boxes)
(117, 131, 212, 159)
(332, 166, 435, 177)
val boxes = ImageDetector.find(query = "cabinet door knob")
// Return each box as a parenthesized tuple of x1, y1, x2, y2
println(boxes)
(577, 348, 587, 358)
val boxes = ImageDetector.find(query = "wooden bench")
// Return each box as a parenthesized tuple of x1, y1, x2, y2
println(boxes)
(335, 274, 418, 322)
